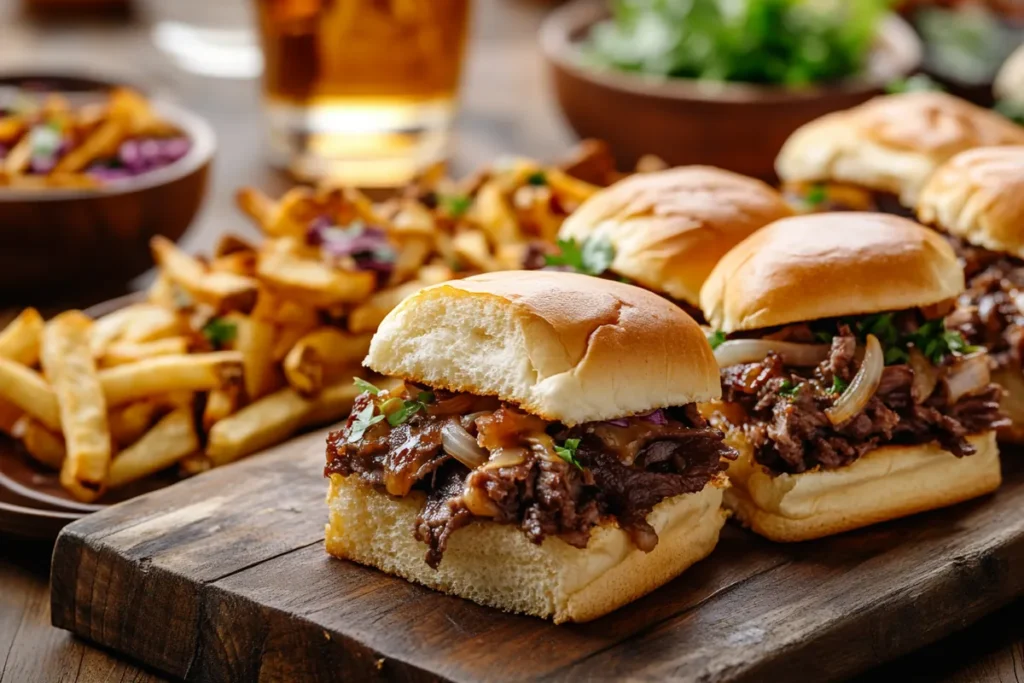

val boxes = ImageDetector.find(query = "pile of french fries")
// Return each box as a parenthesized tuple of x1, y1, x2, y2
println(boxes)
(0, 87, 185, 190)
(0, 141, 633, 503)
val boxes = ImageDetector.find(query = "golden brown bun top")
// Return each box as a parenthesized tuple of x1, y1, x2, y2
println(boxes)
(776, 92, 1024, 206)
(699, 213, 965, 332)
(365, 271, 721, 425)
(917, 146, 1024, 259)
(558, 166, 793, 306)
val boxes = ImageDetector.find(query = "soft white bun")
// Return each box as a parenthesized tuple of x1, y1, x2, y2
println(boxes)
(699, 213, 964, 333)
(558, 166, 793, 307)
(364, 271, 721, 426)
(917, 146, 1024, 259)
(721, 429, 1000, 542)
(326, 473, 726, 623)
(776, 92, 1024, 206)
(995, 44, 1024, 106)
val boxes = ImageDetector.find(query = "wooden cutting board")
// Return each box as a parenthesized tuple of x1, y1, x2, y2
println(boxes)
(50, 430, 1024, 682)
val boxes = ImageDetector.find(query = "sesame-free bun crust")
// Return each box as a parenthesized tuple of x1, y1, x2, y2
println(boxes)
(558, 166, 793, 307)
(700, 213, 965, 333)
(776, 92, 1024, 206)
(917, 147, 1024, 259)
(721, 430, 1000, 542)
(364, 271, 721, 425)
(326, 474, 726, 623)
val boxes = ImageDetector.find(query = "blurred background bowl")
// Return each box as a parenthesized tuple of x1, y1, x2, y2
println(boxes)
(0, 72, 214, 299)
(542, 0, 923, 180)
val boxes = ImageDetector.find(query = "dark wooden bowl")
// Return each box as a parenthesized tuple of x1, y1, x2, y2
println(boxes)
(541, 0, 923, 180)
(0, 73, 215, 299)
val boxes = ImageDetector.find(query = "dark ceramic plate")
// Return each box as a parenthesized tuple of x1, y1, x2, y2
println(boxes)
(0, 71, 215, 298)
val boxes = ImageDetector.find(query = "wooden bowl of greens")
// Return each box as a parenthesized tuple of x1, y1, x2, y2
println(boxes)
(541, 0, 922, 180)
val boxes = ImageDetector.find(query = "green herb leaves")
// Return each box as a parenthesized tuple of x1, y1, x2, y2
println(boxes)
(855, 314, 976, 365)
(778, 380, 801, 399)
(440, 194, 472, 218)
(353, 377, 380, 395)
(526, 170, 547, 186)
(830, 375, 848, 395)
(804, 184, 827, 208)
(386, 391, 435, 427)
(708, 330, 727, 350)
(554, 437, 584, 470)
(545, 237, 615, 276)
(201, 317, 237, 349)
(347, 402, 385, 443)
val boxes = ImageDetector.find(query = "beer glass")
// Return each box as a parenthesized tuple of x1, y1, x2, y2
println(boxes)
(254, 0, 472, 186)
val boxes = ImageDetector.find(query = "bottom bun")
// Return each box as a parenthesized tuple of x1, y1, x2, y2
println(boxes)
(994, 368, 1024, 444)
(325, 474, 726, 623)
(723, 431, 1001, 542)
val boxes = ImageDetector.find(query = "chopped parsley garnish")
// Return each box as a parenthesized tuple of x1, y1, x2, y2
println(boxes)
(347, 402, 385, 443)
(545, 236, 615, 276)
(856, 313, 900, 348)
(526, 170, 547, 186)
(884, 346, 909, 365)
(778, 380, 801, 398)
(386, 391, 435, 427)
(830, 375, 848, 395)
(804, 184, 827, 207)
(708, 330, 727, 350)
(29, 121, 62, 160)
(851, 315, 976, 366)
(201, 317, 237, 349)
(353, 377, 380, 395)
(440, 194, 472, 218)
(554, 437, 584, 470)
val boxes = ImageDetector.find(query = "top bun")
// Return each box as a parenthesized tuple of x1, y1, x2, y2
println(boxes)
(557, 166, 793, 307)
(700, 213, 964, 333)
(364, 271, 721, 425)
(996, 44, 1024, 106)
(918, 146, 1024, 259)
(776, 92, 1024, 206)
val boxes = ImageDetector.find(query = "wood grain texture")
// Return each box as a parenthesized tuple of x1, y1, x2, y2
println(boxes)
(50, 430, 1024, 682)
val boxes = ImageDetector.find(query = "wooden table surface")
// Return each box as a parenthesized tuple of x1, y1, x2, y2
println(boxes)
(0, 1, 1022, 680)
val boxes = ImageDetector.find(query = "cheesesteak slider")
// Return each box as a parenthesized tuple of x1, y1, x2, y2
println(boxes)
(553, 166, 793, 321)
(699, 213, 1006, 542)
(776, 92, 1024, 215)
(918, 146, 1024, 442)
(325, 271, 735, 622)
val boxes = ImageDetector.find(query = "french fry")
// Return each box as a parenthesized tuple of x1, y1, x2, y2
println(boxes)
(283, 328, 373, 396)
(212, 251, 257, 277)
(108, 400, 163, 447)
(251, 288, 320, 329)
(453, 230, 500, 272)
(271, 322, 315, 362)
(0, 398, 23, 435)
(347, 280, 426, 334)
(99, 351, 243, 406)
(179, 453, 213, 477)
(108, 409, 199, 489)
(90, 303, 181, 357)
(228, 314, 279, 401)
(11, 416, 65, 470)
(147, 272, 178, 309)
(202, 386, 239, 433)
(101, 337, 190, 367)
(467, 180, 521, 245)
(206, 388, 310, 466)
(53, 117, 127, 173)
(301, 379, 364, 428)
(0, 308, 44, 366)
(235, 187, 277, 230)
(257, 249, 376, 307)
(389, 236, 431, 285)
(42, 311, 111, 502)
(152, 236, 259, 313)
(215, 233, 258, 258)
(0, 358, 60, 431)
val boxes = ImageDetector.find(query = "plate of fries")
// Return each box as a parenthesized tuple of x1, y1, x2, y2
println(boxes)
(0, 73, 214, 293)
(0, 140, 635, 535)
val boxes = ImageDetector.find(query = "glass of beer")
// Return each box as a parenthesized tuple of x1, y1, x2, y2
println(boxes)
(254, 0, 472, 187)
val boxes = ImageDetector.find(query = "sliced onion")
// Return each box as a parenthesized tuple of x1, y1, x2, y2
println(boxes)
(714, 340, 830, 368)
(525, 432, 560, 462)
(484, 447, 528, 470)
(825, 334, 884, 427)
(461, 480, 499, 517)
(943, 352, 991, 405)
(441, 420, 487, 469)
(427, 393, 474, 416)
(908, 348, 939, 405)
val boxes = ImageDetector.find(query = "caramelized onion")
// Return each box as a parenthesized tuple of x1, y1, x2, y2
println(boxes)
(427, 393, 475, 416)
(525, 432, 560, 462)
(484, 447, 528, 470)
(714, 340, 830, 368)
(908, 348, 939, 404)
(441, 420, 487, 469)
(944, 352, 991, 405)
(826, 334, 883, 427)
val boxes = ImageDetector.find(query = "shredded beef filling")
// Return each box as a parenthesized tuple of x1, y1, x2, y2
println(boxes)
(326, 388, 734, 567)
(783, 184, 914, 217)
(945, 234, 1024, 372)
(718, 316, 1006, 475)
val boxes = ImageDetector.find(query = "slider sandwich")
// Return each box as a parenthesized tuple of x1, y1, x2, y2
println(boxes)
(699, 213, 1006, 542)
(325, 271, 735, 623)
(918, 146, 1024, 442)
(776, 92, 1024, 215)
(551, 166, 793, 321)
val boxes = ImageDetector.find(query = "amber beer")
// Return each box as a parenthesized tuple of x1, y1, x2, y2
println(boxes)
(254, 0, 472, 186)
